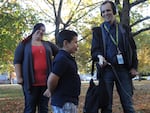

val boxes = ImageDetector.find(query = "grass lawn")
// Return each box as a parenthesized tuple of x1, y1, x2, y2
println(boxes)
(0, 81, 150, 113)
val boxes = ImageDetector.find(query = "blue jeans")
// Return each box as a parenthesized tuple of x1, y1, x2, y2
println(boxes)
(23, 86, 49, 113)
(101, 67, 135, 113)
(52, 102, 78, 113)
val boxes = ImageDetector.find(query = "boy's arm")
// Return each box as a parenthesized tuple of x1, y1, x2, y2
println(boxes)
(43, 72, 59, 98)
(47, 72, 60, 95)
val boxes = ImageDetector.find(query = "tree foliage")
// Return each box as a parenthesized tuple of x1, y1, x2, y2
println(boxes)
(123, 0, 150, 36)
(26, 0, 102, 43)
(135, 31, 150, 75)
(0, 0, 41, 73)
(0, 0, 149, 74)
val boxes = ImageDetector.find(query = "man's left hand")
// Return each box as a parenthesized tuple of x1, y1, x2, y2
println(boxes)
(130, 68, 139, 78)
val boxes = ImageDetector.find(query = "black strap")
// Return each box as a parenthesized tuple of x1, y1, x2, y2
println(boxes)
(108, 64, 132, 97)
(91, 25, 106, 77)
(100, 24, 106, 57)
(91, 60, 95, 76)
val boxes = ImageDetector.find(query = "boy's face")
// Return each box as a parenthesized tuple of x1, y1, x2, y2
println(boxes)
(64, 36, 78, 54)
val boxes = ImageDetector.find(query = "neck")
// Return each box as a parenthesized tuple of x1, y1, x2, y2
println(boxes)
(32, 39, 42, 46)
(32, 38, 41, 42)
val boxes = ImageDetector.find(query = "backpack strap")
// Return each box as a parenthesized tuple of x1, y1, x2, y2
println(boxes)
(91, 24, 106, 78)
(91, 60, 95, 76)
(100, 24, 106, 57)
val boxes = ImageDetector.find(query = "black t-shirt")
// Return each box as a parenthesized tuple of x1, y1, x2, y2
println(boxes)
(51, 50, 81, 107)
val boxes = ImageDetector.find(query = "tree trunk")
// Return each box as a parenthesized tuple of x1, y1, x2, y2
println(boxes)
(120, 0, 130, 27)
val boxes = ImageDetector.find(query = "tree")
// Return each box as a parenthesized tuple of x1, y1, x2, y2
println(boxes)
(2, 0, 149, 74)
(0, 0, 41, 73)
(116, 0, 150, 36)
(135, 31, 150, 75)
(75, 15, 103, 73)
(26, 0, 102, 44)
(116, 0, 150, 75)
(25, 0, 150, 40)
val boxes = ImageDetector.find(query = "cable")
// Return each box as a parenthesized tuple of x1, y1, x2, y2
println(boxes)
(97, 55, 132, 98)
(107, 63, 132, 98)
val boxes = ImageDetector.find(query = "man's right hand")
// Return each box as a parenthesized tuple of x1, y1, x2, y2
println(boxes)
(97, 55, 107, 67)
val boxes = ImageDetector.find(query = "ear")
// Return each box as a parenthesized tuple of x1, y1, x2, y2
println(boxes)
(100, 8, 103, 17)
(63, 40, 68, 47)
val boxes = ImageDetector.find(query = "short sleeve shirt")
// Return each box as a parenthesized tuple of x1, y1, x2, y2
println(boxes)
(51, 50, 81, 107)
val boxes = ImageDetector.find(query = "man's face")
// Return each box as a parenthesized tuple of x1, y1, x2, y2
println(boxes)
(101, 3, 115, 23)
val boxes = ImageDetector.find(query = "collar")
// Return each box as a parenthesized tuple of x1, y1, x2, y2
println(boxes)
(60, 50, 75, 60)
(104, 21, 118, 30)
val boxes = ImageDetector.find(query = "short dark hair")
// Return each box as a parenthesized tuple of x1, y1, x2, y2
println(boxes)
(100, 1, 117, 15)
(57, 30, 78, 48)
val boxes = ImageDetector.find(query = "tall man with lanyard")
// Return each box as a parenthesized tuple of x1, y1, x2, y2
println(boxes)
(91, 1, 138, 113)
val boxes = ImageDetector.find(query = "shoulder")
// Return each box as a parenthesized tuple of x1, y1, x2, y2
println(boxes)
(92, 26, 101, 32)
(42, 40, 57, 48)
(55, 51, 66, 61)
(92, 26, 102, 35)
(53, 53, 68, 67)
(42, 40, 52, 45)
(119, 24, 131, 33)
(16, 42, 26, 49)
(92, 26, 102, 38)
(14, 42, 26, 56)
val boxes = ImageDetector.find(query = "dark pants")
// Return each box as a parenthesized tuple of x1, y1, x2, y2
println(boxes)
(101, 67, 135, 113)
(23, 86, 49, 113)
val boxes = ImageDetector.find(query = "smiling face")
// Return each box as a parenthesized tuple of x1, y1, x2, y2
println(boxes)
(101, 2, 115, 24)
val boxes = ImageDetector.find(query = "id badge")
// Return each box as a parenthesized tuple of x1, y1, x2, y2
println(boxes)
(117, 54, 124, 64)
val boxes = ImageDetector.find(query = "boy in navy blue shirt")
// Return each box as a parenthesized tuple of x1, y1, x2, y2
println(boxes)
(44, 30, 81, 113)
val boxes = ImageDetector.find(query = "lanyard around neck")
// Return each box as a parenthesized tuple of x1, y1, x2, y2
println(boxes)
(104, 24, 118, 47)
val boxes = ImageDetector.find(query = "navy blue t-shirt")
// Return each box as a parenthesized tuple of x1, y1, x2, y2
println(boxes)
(51, 50, 81, 107)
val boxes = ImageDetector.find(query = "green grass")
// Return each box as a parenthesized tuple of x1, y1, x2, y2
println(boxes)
(0, 85, 23, 98)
